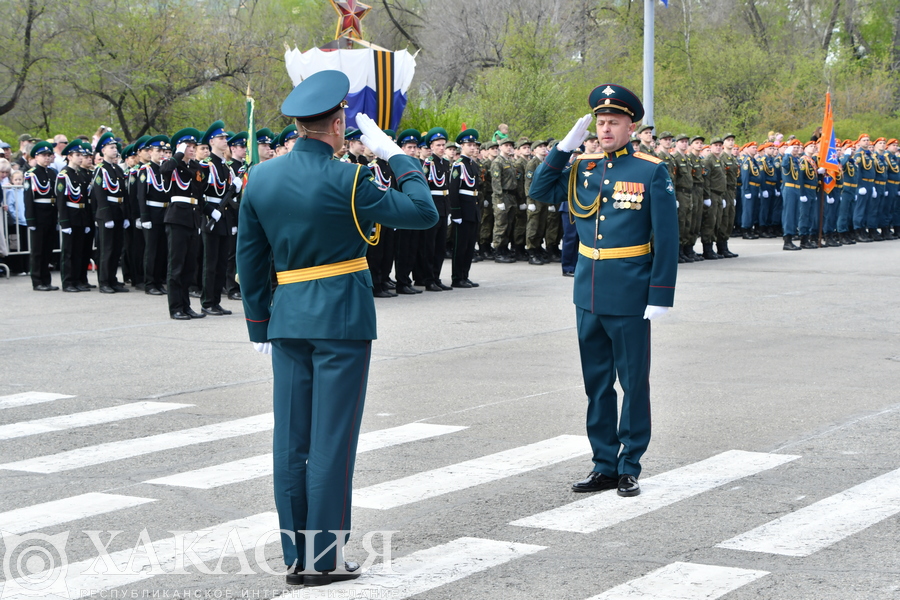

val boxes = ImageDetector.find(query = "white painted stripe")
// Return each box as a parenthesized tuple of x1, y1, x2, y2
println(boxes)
(0, 391, 74, 410)
(145, 423, 467, 489)
(300, 537, 545, 599)
(0, 413, 273, 473)
(717, 466, 900, 556)
(353, 435, 590, 510)
(0, 401, 193, 440)
(587, 562, 768, 600)
(0, 512, 279, 599)
(0, 493, 155, 536)
(511, 450, 800, 533)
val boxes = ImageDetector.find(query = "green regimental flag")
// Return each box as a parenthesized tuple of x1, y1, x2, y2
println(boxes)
(247, 87, 259, 168)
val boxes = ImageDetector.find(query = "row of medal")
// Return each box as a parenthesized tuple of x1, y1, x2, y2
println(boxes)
(612, 181, 644, 210)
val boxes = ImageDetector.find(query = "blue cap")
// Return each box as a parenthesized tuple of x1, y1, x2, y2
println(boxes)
(281, 70, 350, 120)
(201, 120, 227, 145)
(588, 84, 644, 123)
(456, 129, 479, 144)
(425, 127, 449, 145)
(227, 131, 248, 147)
(397, 129, 421, 146)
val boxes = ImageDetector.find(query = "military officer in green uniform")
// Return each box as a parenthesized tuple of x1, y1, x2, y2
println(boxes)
(236, 71, 437, 586)
(512, 138, 531, 260)
(718, 133, 739, 256)
(491, 138, 519, 262)
(529, 84, 679, 498)
(687, 135, 706, 257)
(637, 124, 655, 154)
(671, 134, 695, 263)
(478, 141, 499, 259)
(699, 137, 727, 259)
(524, 140, 550, 264)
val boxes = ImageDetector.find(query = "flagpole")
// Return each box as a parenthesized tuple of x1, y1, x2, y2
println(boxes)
(643, 0, 655, 127)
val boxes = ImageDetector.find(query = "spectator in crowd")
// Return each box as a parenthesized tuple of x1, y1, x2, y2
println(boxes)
(492, 123, 510, 143)
(0, 141, 12, 162)
(51, 134, 69, 171)
(13, 134, 35, 169)
(4, 169, 30, 274)
(0, 159, 11, 185)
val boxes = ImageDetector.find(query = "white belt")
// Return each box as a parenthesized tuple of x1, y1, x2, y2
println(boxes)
(66, 201, 85, 209)
(33, 199, 53, 204)
(107, 196, 123, 203)
(205, 195, 222, 204)
(147, 200, 169, 208)
(171, 196, 197, 205)
(459, 190, 479, 196)
(430, 190, 448, 196)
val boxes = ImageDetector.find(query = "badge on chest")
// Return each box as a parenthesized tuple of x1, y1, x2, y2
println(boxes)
(612, 181, 644, 210)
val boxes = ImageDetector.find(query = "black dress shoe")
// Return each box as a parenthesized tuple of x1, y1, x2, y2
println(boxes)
(63, 286, 81, 292)
(285, 566, 303, 586)
(465, 279, 479, 287)
(562, 271, 575, 277)
(76, 284, 92, 292)
(189, 289, 201, 298)
(374, 289, 394, 298)
(572, 471, 618, 493)
(436, 281, 452, 291)
(383, 281, 396, 290)
(99, 285, 116, 294)
(617, 474, 641, 497)
(159, 285, 167, 293)
(303, 561, 362, 587)
(425, 283, 443, 292)
(185, 308, 205, 319)
(33, 284, 55, 291)
(112, 284, 130, 292)
(134, 282, 145, 291)
(227, 291, 242, 300)
(170, 311, 191, 320)
(146, 287, 165, 295)
(396, 284, 418, 295)
(201, 306, 225, 316)
(451, 280, 472, 288)
(214, 304, 232, 315)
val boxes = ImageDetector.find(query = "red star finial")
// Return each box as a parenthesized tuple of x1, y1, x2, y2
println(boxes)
(330, 0, 371, 41)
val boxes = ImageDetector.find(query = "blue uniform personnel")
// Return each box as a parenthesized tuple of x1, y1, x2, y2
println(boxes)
(529, 83, 678, 498)
(838, 147, 858, 243)
(884, 140, 900, 238)
(853, 142, 875, 241)
(236, 71, 437, 585)
(798, 149, 819, 244)
(780, 143, 802, 250)
(740, 145, 764, 235)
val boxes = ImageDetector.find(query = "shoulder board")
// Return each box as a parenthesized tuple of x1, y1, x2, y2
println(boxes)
(578, 153, 605, 160)
(26, 167, 35, 174)
(633, 152, 663, 164)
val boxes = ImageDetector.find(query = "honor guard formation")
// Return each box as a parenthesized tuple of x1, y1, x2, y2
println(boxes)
(4, 117, 900, 305)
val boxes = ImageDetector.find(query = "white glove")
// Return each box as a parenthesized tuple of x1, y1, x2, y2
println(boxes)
(497, 202, 506, 211)
(676, 201, 679, 208)
(252, 342, 272, 355)
(356, 113, 403, 160)
(142, 220, 152, 229)
(28, 226, 36, 231)
(817, 167, 826, 174)
(826, 196, 835, 204)
(733, 199, 737, 206)
(135, 218, 142, 228)
(843, 148, 852, 156)
(56, 223, 60, 231)
(527, 203, 536, 211)
(61, 227, 72, 234)
(123, 219, 130, 229)
(872, 188, 877, 197)
(483, 200, 490, 207)
(232, 177, 243, 193)
(558, 114, 593, 153)
(643, 305, 669, 320)
(548, 205, 556, 212)
(211, 209, 222, 221)
(744, 193, 751, 199)
(703, 199, 711, 207)
(800, 196, 808, 202)
(176, 142, 188, 155)
(722, 199, 726, 208)
(85, 226, 91, 233)
(105, 220, 114, 228)
(858, 187, 867, 196)
(762, 190, 769, 198)
(517, 203, 525, 210)
(452, 218, 462, 224)
(775, 190, 781, 196)
(231, 226, 237, 235)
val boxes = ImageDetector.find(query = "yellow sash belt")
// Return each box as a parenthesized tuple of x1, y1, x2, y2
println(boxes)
(276, 257, 368, 285)
(578, 242, 651, 261)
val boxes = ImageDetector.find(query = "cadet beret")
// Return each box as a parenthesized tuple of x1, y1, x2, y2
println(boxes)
(804, 140, 817, 148)
(94, 132, 117, 154)
(875, 137, 886, 144)
(255, 128, 276, 145)
(710, 137, 724, 145)
(788, 139, 803, 147)
(61, 140, 83, 156)
(146, 134, 169, 148)
(588, 83, 644, 122)
(888, 139, 898, 146)
(344, 128, 362, 141)
(690, 135, 705, 144)
(657, 131, 674, 140)
(200, 120, 227, 145)
(170, 128, 201, 148)
(397, 129, 421, 146)
(425, 127, 449, 145)
(857, 133, 870, 142)
(227, 131, 248, 147)
(637, 124, 653, 134)
(281, 70, 350, 120)
(515, 138, 531, 149)
(746, 141, 758, 147)
(456, 129, 479, 144)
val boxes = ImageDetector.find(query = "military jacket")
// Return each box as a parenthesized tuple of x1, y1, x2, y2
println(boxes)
(491, 155, 518, 207)
(125, 163, 142, 223)
(368, 158, 394, 192)
(423, 154, 450, 217)
(656, 149, 676, 181)
(740, 154, 765, 191)
(638, 143, 655, 155)
(197, 153, 235, 236)
(721, 152, 739, 190)
(703, 153, 727, 194)
(689, 153, 705, 191)
(672, 152, 693, 191)
(854, 149, 875, 191)
(160, 152, 202, 229)
(137, 161, 171, 225)
(529, 144, 678, 315)
(514, 156, 528, 204)
(479, 157, 494, 208)
(782, 154, 801, 189)
(448, 155, 481, 223)
(91, 160, 127, 222)
(525, 156, 542, 199)
(884, 153, 900, 190)
(23, 165, 58, 227)
(236, 137, 438, 342)
(874, 152, 888, 186)
(839, 153, 858, 197)
(799, 155, 818, 194)
(761, 155, 778, 192)
(56, 165, 91, 229)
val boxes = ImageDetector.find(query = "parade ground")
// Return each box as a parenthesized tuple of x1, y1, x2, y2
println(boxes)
(1, 237, 899, 600)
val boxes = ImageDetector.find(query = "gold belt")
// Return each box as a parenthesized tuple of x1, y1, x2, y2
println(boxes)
(276, 257, 368, 285)
(844, 183, 858, 188)
(578, 242, 651, 261)
(748, 182, 760, 186)
(784, 183, 800, 188)
(861, 178, 874, 182)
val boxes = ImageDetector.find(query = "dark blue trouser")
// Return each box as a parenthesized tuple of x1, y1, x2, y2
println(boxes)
(759, 186, 774, 227)
(853, 185, 870, 230)
(781, 188, 800, 235)
(272, 338, 371, 571)
(883, 184, 898, 228)
(798, 188, 818, 236)
(741, 188, 759, 229)
(868, 184, 885, 228)
(561, 211, 578, 274)
(576, 308, 651, 478)
(823, 192, 839, 233)
(837, 190, 855, 233)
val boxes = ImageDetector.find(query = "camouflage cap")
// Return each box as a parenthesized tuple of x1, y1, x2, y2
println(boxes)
(657, 131, 674, 140)
(710, 137, 724, 145)
(637, 124, 654, 134)
(674, 133, 689, 142)
(690, 134, 705, 144)
(514, 137, 532, 149)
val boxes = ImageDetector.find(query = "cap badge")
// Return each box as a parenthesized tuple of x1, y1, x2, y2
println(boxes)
(602, 86, 615, 96)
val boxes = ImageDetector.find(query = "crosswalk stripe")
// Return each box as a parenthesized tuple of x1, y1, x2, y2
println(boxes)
(0, 493, 156, 537)
(585, 562, 769, 600)
(144, 423, 467, 489)
(0, 512, 279, 599)
(0, 401, 194, 440)
(353, 435, 590, 510)
(0, 391, 74, 410)
(0, 413, 273, 474)
(510, 450, 800, 533)
(717, 466, 900, 556)
(298, 537, 546, 598)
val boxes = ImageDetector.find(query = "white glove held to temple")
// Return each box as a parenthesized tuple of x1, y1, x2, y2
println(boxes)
(357, 114, 403, 161)
(558, 114, 593, 153)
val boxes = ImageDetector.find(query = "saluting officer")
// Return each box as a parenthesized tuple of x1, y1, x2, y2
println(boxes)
(235, 71, 437, 586)
(448, 128, 481, 288)
(92, 132, 130, 293)
(23, 141, 60, 291)
(57, 141, 92, 292)
(530, 84, 678, 498)
(137, 135, 171, 295)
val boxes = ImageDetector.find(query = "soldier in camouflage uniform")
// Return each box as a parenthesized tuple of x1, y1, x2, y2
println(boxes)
(688, 135, 706, 259)
(718, 133, 739, 257)
(478, 141, 499, 259)
(637, 124, 655, 155)
(491, 139, 519, 262)
(671, 134, 696, 263)
(655, 131, 675, 181)
(512, 138, 531, 260)
(701, 137, 728, 259)
(524, 140, 549, 264)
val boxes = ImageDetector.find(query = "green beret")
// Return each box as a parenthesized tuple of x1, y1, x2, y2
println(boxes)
(456, 129, 479, 144)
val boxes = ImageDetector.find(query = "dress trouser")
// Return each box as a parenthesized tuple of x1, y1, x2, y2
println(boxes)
(560, 211, 578, 273)
(366, 227, 395, 292)
(867, 184, 885, 228)
(272, 338, 371, 572)
(96, 220, 124, 287)
(166, 223, 198, 314)
(61, 227, 87, 288)
(837, 189, 855, 233)
(576, 308, 651, 478)
(144, 224, 168, 289)
(394, 229, 420, 287)
(451, 219, 477, 282)
(29, 216, 56, 288)
(853, 186, 870, 230)
(127, 223, 145, 286)
(416, 217, 447, 285)
(823, 192, 839, 233)
(781, 188, 800, 235)
(741, 187, 759, 229)
(202, 230, 229, 308)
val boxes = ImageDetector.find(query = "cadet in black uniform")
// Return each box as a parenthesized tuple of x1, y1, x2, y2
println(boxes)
(225, 131, 248, 300)
(393, 129, 424, 295)
(56, 141, 92, 292)
(419, 127, 452, 291)
(91, 132, 130, 293)
(366, 129, 398, 298)
(23, 141, 59, 291)
(137, 135, 171, 295)
(448, 129, 481, 288)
